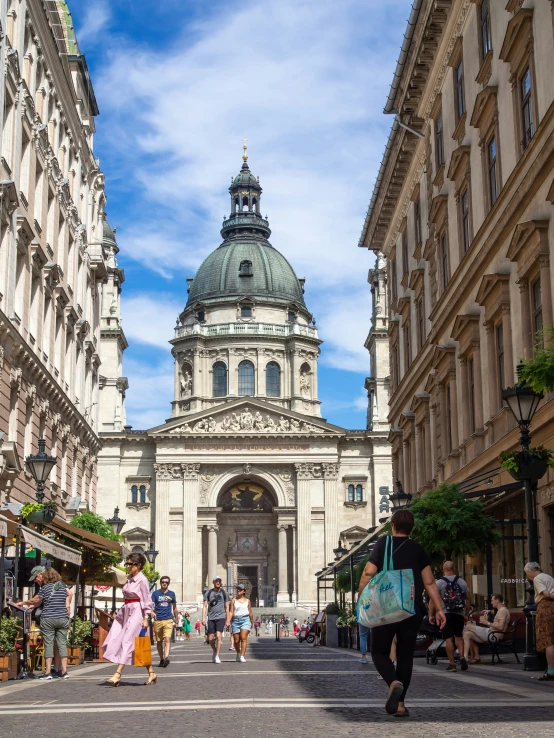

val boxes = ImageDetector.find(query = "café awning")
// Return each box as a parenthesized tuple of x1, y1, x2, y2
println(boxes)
(0, 512, 18, 539)
(20, 524, 82, 566)
(43, 517, 129, 558)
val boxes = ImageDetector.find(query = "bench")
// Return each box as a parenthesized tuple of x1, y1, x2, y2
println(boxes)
(486, 620, 521, 664)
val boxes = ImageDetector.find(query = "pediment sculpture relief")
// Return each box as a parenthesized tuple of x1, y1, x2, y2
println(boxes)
(168, 406, 325, 434)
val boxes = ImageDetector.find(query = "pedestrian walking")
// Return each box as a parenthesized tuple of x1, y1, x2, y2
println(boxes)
(202, 576, 230, 664)
(15, 567, 71, 680)
(176, 611, 184, 641)
(183, 611, 192, 641)
(253, 617, 261, 636)
(293, 618, 299, 636)
(230, 583, 254, 662)
(358, 509, 446, 717)
(429, 561, 470, 671)
(151, 576, 178, 667)
(524, 563, 554, 680)
(195, 619, 201, 637)
(284, 616, 290, 636)
(268, 617, 273, 635)
(101, 552, 157, 686)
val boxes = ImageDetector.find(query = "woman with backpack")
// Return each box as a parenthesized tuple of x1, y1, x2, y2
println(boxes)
(358, 509, 446, 717)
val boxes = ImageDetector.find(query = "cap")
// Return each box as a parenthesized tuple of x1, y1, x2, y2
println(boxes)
(237, 583, 246, 590)
(29, 565, 45, 582)
(212, 575, 222, 582)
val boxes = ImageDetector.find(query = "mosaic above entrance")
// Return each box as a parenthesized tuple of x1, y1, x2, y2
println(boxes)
(220, 483, 275, 512)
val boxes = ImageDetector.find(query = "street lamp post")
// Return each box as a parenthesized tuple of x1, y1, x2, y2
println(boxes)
(25, 438, 57, 567)
(502, 364, 544, 671)
(389, 480, 412, 510)
(107, 508, 127, 612)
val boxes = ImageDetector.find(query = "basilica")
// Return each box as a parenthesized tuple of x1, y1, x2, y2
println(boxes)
(96, 149, 391, 607)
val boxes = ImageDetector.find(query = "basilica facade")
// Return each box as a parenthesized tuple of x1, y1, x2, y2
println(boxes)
(97, 151, 391, 607)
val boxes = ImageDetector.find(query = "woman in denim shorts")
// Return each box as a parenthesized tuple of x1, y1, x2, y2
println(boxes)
(229, 584, 253, 663)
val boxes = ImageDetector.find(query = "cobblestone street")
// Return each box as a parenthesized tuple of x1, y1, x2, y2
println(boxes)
(1, 636, 553, 737)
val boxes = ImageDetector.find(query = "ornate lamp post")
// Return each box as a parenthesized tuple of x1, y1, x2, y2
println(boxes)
(25, 438, 57, 568)
(333, 539, 348, 561)
(389, 480, 412, 510)
(107, 507, 126, 536)
(502, 365, 544, 670)
(144, 545, 159, 567)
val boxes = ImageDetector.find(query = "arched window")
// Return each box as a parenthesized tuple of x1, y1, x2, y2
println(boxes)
(242, 196, 248, 211)
(356, 484, 363, 502)
(139, 485, 147, 504)
(213, 362, 227, 397)
(131, 485, 138, 503)
(347, 484, 355, 502)
(266, 362, 281, 397)
(238, 360, 255, 396)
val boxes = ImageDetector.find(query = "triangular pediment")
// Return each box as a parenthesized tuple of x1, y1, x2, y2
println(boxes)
(150, 398, 345, 437)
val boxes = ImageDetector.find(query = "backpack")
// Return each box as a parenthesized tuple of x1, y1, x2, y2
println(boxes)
(440, 576, 466, 612)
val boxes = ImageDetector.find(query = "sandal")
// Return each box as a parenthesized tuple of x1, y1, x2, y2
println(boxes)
(394, 708, 410, 718)
(106, 673, 121, 687)
(144, 672, 157, 686)
(468, 658, 481, 664)
(385, 681, 403, 715)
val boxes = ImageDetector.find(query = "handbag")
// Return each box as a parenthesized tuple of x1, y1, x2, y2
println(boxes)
(134, 627, 153, 667)
(357, 536, 416, 628)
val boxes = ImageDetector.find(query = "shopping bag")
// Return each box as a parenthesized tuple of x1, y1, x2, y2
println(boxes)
(133, 627, 152, 667)
(357, 536, 416, 628)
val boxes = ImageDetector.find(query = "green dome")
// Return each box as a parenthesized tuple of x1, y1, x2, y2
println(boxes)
(102, 214, 118, 251)
(233, 169, 258, 186)
(186, 240, 306, 308)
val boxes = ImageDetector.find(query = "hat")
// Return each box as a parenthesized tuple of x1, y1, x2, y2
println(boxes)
(212, 575, 222, 582)
(237, 583, 246, 590)
(29, 565, 45, 582)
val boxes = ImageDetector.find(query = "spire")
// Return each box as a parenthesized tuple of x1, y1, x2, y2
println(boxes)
(242, 137, 248, 162)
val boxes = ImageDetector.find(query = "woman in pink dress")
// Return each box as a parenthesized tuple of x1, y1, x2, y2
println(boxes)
(102, 552, 157, 686)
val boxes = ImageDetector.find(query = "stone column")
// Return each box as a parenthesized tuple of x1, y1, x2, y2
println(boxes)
(423, 414, 432, 484)
(414, 425, 423, 492)
(322, 462, 340, 565)
(182, 463, 200, 604)
(402, 439, 410, 488)
(448, 369, 459, 450)
(439, 383, 447, 459)
(485, 322, 498, 416)
(501, 305, 514, 387)
(208, 524, 218, 579)
(539, 255, 553, 328)
(295, 464, 312, 604)
(277, 523, 289, 605)
(154, 463, 181, 580)
(517, 279, 532, 359)
(197, 526, 204, 600)
(472, 341, 484, 431)
(291, 523, 298, 605)
(429, 402, 437, 478)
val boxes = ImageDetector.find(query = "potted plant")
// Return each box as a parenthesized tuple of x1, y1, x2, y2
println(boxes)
(67, 616, 92, 665)
(0, 617, 20, 681)
(21, 500, 58, 524)
(325, 602, 340, 648)
(498, 445, 554, 481)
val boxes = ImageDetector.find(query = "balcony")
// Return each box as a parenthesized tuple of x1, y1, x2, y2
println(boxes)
(174, 321, 318, 340)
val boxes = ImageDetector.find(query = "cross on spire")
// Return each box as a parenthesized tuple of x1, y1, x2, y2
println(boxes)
(242, 137, 248, 162)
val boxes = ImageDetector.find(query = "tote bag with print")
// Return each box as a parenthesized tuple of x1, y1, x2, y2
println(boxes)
(357, 536, 416, 628)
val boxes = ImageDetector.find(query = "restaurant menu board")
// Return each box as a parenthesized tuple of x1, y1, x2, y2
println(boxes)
(4, 574, 14, 602)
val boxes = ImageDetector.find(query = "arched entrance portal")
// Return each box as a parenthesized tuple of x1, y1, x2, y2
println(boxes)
(218, 478, 280, 605)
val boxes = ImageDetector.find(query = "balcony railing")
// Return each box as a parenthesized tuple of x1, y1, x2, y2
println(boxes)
(174, 321, 318, 340)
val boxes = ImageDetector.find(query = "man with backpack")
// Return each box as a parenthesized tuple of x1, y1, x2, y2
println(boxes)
(430, 561, 470, 671)
(201, 576, 230, 664)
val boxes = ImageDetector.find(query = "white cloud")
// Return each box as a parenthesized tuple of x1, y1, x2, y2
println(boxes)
(122, 293, 183, 349)
(76, 0, 111, 46)
(124, 357, 174, 429)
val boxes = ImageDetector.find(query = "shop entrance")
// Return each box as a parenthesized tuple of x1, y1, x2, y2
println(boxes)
(237, 566, 259, 603)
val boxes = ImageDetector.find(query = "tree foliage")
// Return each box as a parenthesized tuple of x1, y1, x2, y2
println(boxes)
(335, 556, 370, 593)
(519, 326, 554, 393)
(409, 483, 500, 560)
(66, 510, 122, 582)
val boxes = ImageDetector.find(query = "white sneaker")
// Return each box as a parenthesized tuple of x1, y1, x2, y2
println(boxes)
(214, 656, 221, 664)
(240, 656, 246, 663)
(360, 656, 368, 664)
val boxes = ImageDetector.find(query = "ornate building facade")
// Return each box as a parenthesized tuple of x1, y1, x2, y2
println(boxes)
(97, 151, 392, 606)
(0, 1, 121, 512)
(359, 0, 554, 604)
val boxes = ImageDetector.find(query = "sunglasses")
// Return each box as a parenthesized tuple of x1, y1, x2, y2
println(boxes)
(124, 562, 134, 567)
(161, 581, 170, 585)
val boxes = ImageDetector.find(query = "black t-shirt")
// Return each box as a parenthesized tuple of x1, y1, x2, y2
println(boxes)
(369, 536, 430, 614)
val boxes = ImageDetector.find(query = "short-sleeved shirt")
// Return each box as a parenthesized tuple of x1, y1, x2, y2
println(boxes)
(38, 582, 69, 619)
(533, 573, 554, 604)
(203, 588, 229, 620)
(437, 575, 469, 615)
(369, 535, 431, 615)
(151, 589, 177, 621)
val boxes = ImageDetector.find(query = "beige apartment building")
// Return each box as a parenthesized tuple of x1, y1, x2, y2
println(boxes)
(0, 1, 125, 512)
(360, 0, 554, 606)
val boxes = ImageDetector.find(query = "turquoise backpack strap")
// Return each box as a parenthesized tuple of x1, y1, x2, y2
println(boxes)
(382, 536, 391, 573)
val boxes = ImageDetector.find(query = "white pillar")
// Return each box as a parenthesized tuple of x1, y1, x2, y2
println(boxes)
(291, 523, 297, 605)
(182, 464, 200, 604)
(154, 464, 178, 579)
(323, 462, 340, 565)
(197, 526, 204, 601)
(277, 523, 289, 605)
(208, 524, 218, 579)
(295, 464, 312, 603)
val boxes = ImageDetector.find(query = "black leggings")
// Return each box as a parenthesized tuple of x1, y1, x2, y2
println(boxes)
(370, 614, 423, 702)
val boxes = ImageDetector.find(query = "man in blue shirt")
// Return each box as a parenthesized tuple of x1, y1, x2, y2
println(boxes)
(151, 576, 178, 667)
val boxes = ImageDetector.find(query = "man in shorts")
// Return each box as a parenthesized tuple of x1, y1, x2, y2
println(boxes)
(151, 576, 178, 667)
(202, 576, 230, 664)
(430, 561, 469, 671)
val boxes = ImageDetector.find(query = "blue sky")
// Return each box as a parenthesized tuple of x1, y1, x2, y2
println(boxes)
(68, 0, 410, 430)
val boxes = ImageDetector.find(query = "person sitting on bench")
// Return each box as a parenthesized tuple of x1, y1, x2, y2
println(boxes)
(462, 593, 510, 665)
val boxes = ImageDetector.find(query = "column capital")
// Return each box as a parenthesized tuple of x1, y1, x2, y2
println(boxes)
(154, 463, 183, 480)
(322, 462, 340, 480)
(277, 523, 288, 532)
(182, 463, 201, 479)
(294, 462, 323, 480)
(208, 524, 219, 533)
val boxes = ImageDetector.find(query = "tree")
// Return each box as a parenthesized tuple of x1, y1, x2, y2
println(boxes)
(409, 483, 500, 561)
